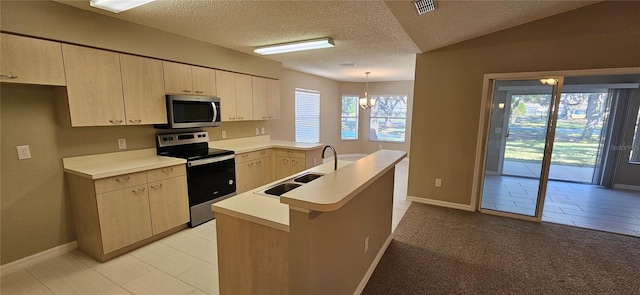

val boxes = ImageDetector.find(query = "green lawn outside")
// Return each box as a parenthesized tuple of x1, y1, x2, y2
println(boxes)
(505, 117, 602, 167)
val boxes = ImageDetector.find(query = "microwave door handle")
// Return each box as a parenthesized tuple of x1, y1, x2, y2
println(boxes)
(211, 102, 218, 123)
(188, 154, 235, 167)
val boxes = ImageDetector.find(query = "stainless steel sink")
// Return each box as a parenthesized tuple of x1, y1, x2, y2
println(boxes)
(292, 172, 324, 184)
(262, 182, 302, 197)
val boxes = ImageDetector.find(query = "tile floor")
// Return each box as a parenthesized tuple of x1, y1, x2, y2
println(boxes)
(502, 160, 594, 183)
(482, 175, 640, 237)
(1, 155, 412, 295)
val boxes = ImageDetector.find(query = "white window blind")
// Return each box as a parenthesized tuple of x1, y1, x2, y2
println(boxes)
(295, 89, 320, 143)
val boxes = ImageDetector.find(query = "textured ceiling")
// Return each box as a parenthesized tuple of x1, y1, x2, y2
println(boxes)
(55, 0, 601, 82)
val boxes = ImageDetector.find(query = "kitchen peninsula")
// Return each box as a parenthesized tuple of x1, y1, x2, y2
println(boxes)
(212, 149, 407, 295)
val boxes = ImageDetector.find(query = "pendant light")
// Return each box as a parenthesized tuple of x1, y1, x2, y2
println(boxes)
(359, 72, 376, 110)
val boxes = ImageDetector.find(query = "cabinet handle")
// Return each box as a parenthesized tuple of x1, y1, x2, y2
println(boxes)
(0, 74, 18, 79)
(132, 187, 146, 193)
(256, 160, 262, 165)
(115, 176, 130, 183)
(283, 159, 288, 164)
(150, 183, 163, 189)
(182, 90, 191, 93)
(109, 120, 123, 124)
(128, 119, 142, 123)
(249, 162, 254, 167)
(268, 116, 273, 119)
(292, 160, 297, 165)
(261, 151, 266, 155)
(287, 151, 292, 156)
(195, 90, 203, 94)
(162, 168, 174, 173)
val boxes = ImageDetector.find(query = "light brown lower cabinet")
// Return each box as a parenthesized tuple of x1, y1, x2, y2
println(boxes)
(275, 148, 322, 180)
(67, 164, 189, 262)
(235, 149, 275, 194)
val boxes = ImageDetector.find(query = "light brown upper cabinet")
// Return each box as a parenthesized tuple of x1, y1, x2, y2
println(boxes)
(266, 79, 281, 120)
(216, 70, 237, 122)
(252, 77, 268, 120)
(63, 44, 167, 126)
(1, 33, 66, 86)
(253, 77, 280, 120)
(120, 54, 167, 125)
(163, 61, 216, 96)
(62, 44, 126, 126)
(235, 74, 254, 121)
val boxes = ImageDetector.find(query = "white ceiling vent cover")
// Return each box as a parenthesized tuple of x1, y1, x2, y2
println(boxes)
(414, 0, 437, 15)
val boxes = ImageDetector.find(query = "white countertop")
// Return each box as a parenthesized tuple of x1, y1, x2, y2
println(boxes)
(212, 149, 407, 231)
(209, 135, 323, 153)
(280, 150, 407, 212)
(63, 148, 186, 179)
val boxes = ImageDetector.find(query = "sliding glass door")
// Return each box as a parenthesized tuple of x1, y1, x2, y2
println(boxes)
(479, 78, 562, 219)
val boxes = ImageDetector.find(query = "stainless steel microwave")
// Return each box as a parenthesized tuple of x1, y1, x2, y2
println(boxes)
(163, 95, 221, 129)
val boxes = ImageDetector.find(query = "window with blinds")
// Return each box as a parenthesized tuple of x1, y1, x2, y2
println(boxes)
(295, 88, 320, 143)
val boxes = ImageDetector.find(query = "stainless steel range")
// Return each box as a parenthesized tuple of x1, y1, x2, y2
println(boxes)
(157, 131, 236, 227)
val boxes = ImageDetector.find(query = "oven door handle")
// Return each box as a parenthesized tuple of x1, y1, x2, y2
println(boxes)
(188, 154, 235, 167)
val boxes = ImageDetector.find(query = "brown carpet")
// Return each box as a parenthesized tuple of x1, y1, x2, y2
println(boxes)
(363, 203, 640, 295)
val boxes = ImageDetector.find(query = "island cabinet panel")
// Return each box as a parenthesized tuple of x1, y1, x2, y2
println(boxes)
(216, 70, 237, 121)
(97, 185, 153, 254)
(62, 44, 126, 127)
(0, 33, 66, 86)
(235, 73, 254, 121)
(235, 149, 274, 193)
(120, 54, 167, 125)
(216, 213, 289, 295)
(67, 164, 189, 262)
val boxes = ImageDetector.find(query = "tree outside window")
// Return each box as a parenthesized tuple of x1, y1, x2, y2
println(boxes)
(341, 95, 359, 140)
(369, 95, 407, 142)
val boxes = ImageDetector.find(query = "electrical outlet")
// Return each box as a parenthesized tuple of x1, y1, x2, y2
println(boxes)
(364, 236, 369, 253)
(222, 130, 227, 139)
(261, 127, 265, 134)
(435, 179, 442, 187)
(255, 128, 259, 135)
(117, 138, 127, 150)
(16, 145, 32, 160)
(378, 144, 382, 149)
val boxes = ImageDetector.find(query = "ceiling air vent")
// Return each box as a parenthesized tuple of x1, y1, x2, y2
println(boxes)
(414, 0, 437, 15)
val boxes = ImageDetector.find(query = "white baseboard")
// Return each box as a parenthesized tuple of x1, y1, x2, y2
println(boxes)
(613, 184, 640, 191)
(1, 241, 77, 275)
(353, 233, 394, 295)
(407, 195, 473, 211)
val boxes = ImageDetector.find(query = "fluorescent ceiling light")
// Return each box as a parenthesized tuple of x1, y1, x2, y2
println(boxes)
(254, 38, 335, 55)
(90, 0, 155, 13)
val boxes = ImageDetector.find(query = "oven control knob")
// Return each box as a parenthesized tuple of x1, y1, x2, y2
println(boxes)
(229, 180, 234, 185)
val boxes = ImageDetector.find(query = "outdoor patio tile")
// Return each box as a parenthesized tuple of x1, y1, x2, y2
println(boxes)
(572, 222, 640, 237)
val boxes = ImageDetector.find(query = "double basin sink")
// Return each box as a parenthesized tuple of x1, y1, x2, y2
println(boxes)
(255, 172, 324, 197)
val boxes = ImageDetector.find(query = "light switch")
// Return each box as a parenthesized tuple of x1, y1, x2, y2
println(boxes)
(255, 128, 259, 135)
(261, 127, 265, 134)
(222, 131, 227, 139)
(16, 145, 32, 160)
(117, 138, 127, 150)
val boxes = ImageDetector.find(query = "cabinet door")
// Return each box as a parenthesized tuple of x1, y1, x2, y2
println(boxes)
(216, 70, 237, 121)
(235, 74, 253, 121)
(236, 161, 255, 194)
(148, 176, 189, 234)
(62, 44, 125, 127)
(120, 54, 167, 125)
(1, 33, 66, 86)
(96, 185, 152, 254)
(254, 158, 267, 187)
(191, 66, 217, 96)
(252, 77, 268, 120)
(290, 158, 306, 175)
(163, 61, 193, 94)
(276, 156, 291, 180)
(266, 79, 281, 120)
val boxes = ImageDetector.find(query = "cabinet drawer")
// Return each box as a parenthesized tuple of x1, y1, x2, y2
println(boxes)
(235, 152, 254, 164)
(254, 149, 272, 159)
(147, 165, 186, 183)
(95, 172, 147, 194)
(276, 149, 305, 159)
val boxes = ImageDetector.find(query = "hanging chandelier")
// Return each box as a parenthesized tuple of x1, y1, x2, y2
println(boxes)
(359, 72, 376, 110)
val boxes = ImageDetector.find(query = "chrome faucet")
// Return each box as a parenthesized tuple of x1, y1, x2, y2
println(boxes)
(322, 145, 338, 170)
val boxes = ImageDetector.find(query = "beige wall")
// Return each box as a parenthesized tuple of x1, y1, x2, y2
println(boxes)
(408, 1, 640, 205)
(339, 81, 414, 155)
(0, 1, 281, 79)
